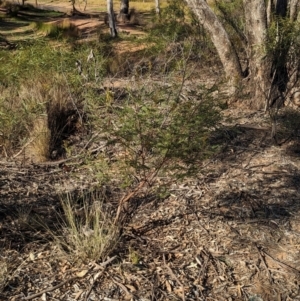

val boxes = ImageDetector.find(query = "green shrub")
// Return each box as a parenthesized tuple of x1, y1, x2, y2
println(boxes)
(87, 77, 221, 188)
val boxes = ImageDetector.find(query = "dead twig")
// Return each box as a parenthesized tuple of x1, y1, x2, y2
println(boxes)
(261, 249, 300, 275)
(84, 271, 105, 301)
(112, 278, 132, 297)
(163, 254, 186, 301)
(25, 256, 117, 301)
(84, 256, 117, 301)
(254, 243, 274, 284)
(24, 276, 78, 300)
(12, 138, 34, 159)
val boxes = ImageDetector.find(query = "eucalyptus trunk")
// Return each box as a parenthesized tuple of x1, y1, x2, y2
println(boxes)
(289, 0, 300, 20)
(155, 0, 160, 14)
(185, 0, 300, 109)
(185, 0, 243, 89)
(107, 0, 118, 38)
(243, 0, 270, 108)
(120, 0, 129, 15)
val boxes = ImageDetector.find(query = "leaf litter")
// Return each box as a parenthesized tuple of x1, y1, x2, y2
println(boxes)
(1, 108, 300, 300)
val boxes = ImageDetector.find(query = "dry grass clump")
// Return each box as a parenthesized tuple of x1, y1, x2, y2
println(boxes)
(0, 77, 82, 160)
(53, 191, 119, 264)
(35, 19, 80, 39)
(25, 117, 51, 163)
(0, 82, 47, 157)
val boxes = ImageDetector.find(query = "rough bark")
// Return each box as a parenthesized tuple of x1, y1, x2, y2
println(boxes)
(107, 0, 118, 38)
(185, 0, 242, 85)
(289, 0, 300, 20)
(186, 0, 300, 109)
(243, 0, 269, 108)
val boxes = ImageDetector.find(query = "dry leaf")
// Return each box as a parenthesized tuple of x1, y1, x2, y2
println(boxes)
(29, 252, 35, 261)
(76, 269, 89, 278)
(37, 252, 44, 259)
(125, 284, 136, 292)
(165, 280, 172, 292)
(74, 290, 83, 300)
(61, 264, 69, 273)
(237, 284, 242, 297)
(174, 288, 185, 298)
(41, 292, 47, 301)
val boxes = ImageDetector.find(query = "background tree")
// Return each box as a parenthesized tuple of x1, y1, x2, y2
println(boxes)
(155, 0, 160, 14)
(120, 0, 129, 15)
(107, 0, 118, 37)
(185, 0, 300, 109)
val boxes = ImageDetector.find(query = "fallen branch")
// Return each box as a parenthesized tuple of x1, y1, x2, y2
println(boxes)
(25, 256, 117, 300)
(261, 249, 300, 275)
(254, 244, 274, 284)
(163, 254, 186, 301)
(24, 276, 78, 300)
(84, 271, 105, 301)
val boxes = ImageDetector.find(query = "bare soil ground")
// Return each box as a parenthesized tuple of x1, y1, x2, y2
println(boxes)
(1, 4, 300, 301)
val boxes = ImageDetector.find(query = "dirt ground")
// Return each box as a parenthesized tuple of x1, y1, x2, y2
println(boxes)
(1, 4, 300, 301)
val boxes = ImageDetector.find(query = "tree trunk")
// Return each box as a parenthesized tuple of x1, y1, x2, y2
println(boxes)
(243, 0, 270, 108)
(118, 0, 130, 23)
(289, 0, 300, 20)
(155, 0, 160, 14)
(186, 0, 300, 109)
(107, 0, 118, 38)
(120, 0, 129, 15)
(185, 0, 242, 88)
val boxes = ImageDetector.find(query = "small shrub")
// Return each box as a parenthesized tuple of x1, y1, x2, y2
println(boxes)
(88, 76, 222, 191)
(150, 0, 193, 42)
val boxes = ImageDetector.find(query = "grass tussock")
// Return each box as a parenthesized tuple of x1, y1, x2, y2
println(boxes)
(26, 117, 50, 162)
(0, 77, 82, 160)
(35, 19, 80, 39)
(54, 191, 119, 264)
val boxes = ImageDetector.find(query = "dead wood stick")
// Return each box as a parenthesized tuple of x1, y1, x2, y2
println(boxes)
(113, 164, 164, 225)
(99, 255, 118, 268)
(261, 249, 300, 275)
(24, 276, 78, 300)
(83, 256, 118, 301)
(114, 180, 147, 224)
(254, 244, 274, 284)
(84, 270, 105, 301)
(12, 138, 35, 159)
(84, 256, 118, 301)
(112, 279, 132, 297)
(25, 256, 117, 301)
(32, 144, 105, 167)
(163, 254, 186, 301)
